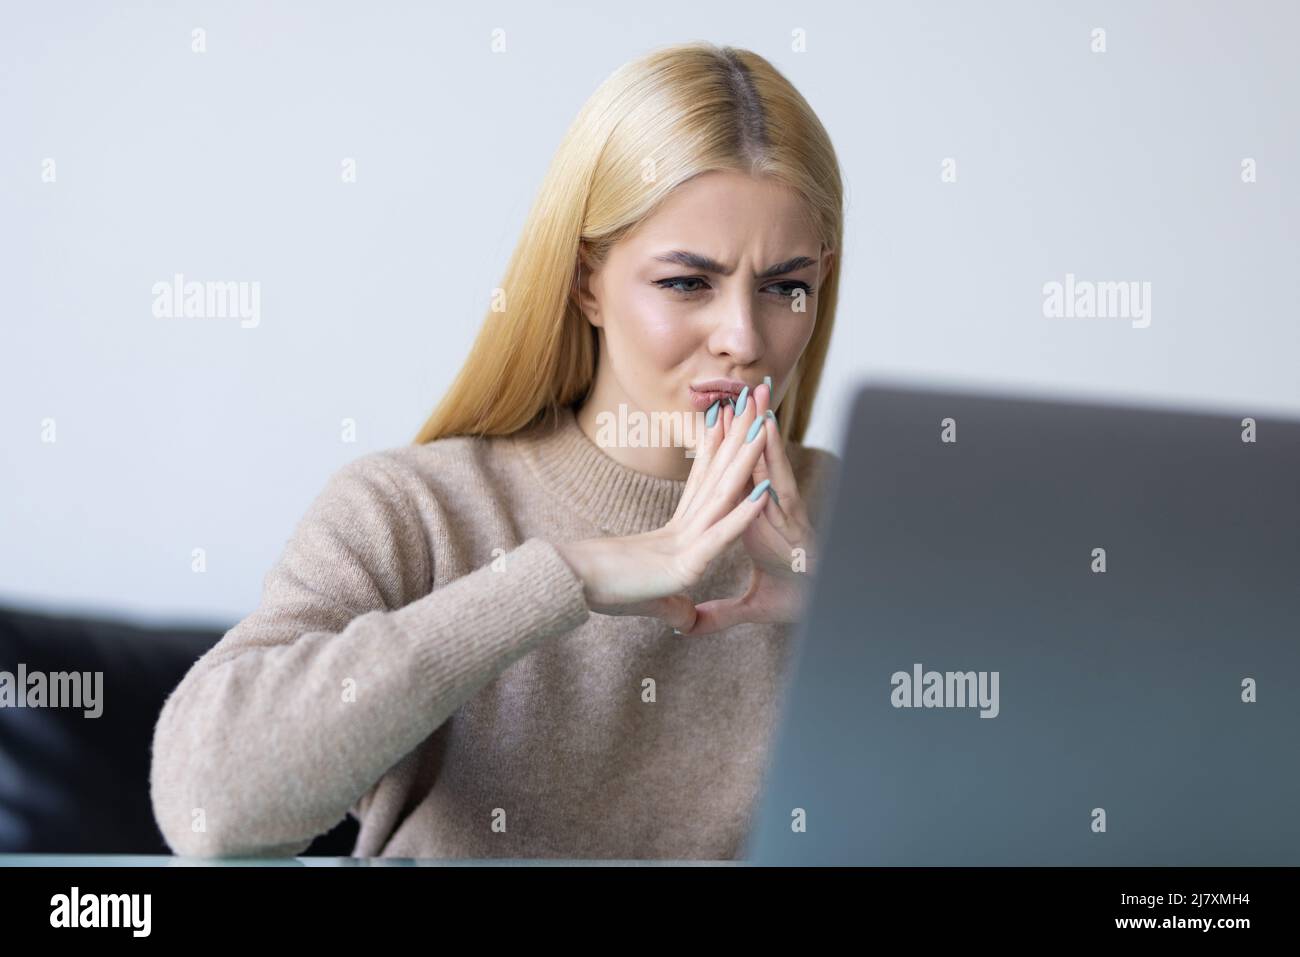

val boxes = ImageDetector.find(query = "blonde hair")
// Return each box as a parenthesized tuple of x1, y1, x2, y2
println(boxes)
(413, 41, 844, 446)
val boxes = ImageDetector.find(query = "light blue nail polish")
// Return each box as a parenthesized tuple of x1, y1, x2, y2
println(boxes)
(769, 485, 780, 506)
(765, 409, 777, 424)
(735, 385, 749, 416)
(748, 478, 772, 501)
(705, 399, 720, 428)
(727, 397, 736, 412)
(745, 416, 763, 442)
(764, 374, 772, 395)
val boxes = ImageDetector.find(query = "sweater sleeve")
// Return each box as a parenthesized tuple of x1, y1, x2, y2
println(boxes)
(148, 452, 590, 858)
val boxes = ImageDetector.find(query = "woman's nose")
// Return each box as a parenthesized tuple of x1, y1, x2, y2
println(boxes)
(707, 293, 763, 362)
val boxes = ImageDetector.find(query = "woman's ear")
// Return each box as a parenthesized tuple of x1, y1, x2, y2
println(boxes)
(573, 242, 602, 328)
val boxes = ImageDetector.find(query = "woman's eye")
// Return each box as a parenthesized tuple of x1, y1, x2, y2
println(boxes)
(765, 281, 813, 299)
(656, 277, 710, 295)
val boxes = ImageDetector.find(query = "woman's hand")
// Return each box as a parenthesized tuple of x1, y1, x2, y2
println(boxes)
(554, 392, 776, 633)
(676, 381, 819, 635)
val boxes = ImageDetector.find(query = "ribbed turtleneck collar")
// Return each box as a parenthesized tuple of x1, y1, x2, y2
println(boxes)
(512, 404, 688, 536)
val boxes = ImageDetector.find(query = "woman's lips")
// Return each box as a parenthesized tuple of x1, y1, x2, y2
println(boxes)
(689, 389, 738, 412)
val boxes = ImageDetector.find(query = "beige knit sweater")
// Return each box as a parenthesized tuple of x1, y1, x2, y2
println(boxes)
(149, 403, 839, 859)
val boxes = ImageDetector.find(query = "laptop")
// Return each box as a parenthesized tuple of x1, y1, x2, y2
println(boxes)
(744, 379, 1300, 865)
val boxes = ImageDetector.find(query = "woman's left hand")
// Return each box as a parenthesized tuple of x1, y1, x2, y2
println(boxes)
(676, 381, 818, 636)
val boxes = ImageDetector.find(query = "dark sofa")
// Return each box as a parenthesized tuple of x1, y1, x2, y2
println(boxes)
(0, 603, 359, 856)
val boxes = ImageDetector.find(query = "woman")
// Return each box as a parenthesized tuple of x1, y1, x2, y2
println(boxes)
(150, 41, 844, 860)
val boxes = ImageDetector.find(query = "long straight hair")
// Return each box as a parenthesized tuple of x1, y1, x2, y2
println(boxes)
(413, 41, 844, 446)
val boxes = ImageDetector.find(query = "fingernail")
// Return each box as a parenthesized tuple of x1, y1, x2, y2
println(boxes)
(735, 385, 749, 416)
(763, 374, 772, 396)
(705, 399, 720, 428)
(672, 628, 682, 634)
(748, 478, 773, 501)
(745, 416, 763, 442)
(727, 397, 736, 413)
(769, 485, 780, 506)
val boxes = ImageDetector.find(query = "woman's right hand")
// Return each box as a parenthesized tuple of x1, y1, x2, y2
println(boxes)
(554, 388, 776, 632)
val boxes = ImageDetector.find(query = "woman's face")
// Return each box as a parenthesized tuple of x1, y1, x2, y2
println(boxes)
(574, 169, 833, 479)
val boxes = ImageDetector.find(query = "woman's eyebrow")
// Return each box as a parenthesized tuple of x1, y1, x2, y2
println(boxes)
(652, 250, 818, 278)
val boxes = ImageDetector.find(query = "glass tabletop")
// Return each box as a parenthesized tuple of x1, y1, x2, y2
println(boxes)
(0, 854, 743, 867)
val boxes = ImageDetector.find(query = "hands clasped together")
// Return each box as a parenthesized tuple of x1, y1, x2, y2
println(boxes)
(556, 380, 818, 636)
